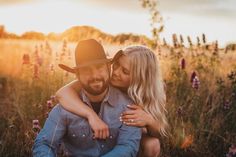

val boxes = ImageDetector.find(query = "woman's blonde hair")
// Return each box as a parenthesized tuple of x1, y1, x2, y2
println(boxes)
(123, 45, 168, 136)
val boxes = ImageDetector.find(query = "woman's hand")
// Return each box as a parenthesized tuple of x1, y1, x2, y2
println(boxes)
(87, 113, 109, 140)
(120, 104, 153, 127)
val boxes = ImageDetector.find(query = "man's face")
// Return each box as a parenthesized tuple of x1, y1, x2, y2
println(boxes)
(77, 63, 110, 96)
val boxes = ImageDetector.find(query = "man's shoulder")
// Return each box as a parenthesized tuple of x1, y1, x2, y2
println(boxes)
(109, 86, 133, 106)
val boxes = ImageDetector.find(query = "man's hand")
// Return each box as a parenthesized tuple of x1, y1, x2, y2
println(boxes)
(87, 113, 110, 139)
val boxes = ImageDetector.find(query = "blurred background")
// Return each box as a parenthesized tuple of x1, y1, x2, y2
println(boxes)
(0, 0, 236, 157)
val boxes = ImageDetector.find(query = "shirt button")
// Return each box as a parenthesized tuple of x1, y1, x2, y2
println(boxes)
(101, 145, 104, 148)
(82, 134, 86, 137)
(72, 134, 76, 137)
(109, 135, 113, 139)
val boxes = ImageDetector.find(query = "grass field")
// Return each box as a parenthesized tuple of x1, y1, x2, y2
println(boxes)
(0, 38, 236, 157)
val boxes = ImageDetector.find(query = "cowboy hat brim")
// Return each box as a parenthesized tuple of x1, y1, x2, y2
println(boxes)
(59, 58, 112, 73)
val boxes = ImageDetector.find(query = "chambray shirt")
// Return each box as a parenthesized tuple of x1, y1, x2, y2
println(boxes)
(33, 86, 142, 157)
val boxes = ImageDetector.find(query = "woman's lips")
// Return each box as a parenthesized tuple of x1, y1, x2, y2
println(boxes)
(111, 76, 120, 82)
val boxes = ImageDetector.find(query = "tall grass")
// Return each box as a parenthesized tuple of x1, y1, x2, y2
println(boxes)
(0, 38, 235, 157)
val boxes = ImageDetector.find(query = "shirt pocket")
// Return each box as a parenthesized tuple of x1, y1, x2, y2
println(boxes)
(68, 126, 94, 149)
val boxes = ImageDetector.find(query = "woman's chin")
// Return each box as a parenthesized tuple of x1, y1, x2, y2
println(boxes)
(111, 79, 121, 87)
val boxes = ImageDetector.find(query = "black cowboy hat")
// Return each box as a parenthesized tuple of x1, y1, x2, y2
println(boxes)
(59, 39, 112, 73)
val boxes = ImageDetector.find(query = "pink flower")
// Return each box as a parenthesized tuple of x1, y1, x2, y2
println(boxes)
(226, 144, 236, 157)
(223, 100, 231, 110)
(47, 100, 53, 109)
(190, 71, 197, 83)
(192, 76, 200, 90)
(22, 54, 30, 64)
(32, 119, 40, 133)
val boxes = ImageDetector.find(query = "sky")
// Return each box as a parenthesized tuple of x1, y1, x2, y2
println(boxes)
(0, 0, 235, 47)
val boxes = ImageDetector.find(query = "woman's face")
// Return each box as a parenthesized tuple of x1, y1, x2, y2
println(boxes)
(111, 55, 131, 90)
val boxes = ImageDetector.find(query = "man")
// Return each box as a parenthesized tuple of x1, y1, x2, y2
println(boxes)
(33, 39, 141, 157)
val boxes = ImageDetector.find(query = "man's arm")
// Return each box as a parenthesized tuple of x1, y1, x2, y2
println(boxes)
(33, 105, 67, 157)
(102, 124, 142, 157)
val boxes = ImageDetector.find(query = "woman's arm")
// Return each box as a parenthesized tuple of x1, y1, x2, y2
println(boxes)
(56, 80, 92, 118)
(145, 116, 162, 138)
(120, 105, 161, 138)
(55, 80, 110, 139)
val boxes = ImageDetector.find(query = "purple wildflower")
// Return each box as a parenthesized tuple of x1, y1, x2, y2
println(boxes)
(181, 58, 186, 69)
(192, 76, 200, 90)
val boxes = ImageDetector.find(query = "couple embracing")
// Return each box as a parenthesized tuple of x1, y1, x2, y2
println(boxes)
(33, 39, 168, 157)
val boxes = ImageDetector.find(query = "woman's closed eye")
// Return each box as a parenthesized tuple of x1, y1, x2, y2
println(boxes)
(122, 68, 130, 75)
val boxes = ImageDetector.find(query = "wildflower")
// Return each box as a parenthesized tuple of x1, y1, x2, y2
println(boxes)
(172, 33, 178, 47)
(47, 100, 53, 110)
(197, 36, 200, 47)
(192, 76, 200, 90)
(180, 58, 186, 69)
(187, 36, 193, 47)
(202, 34, 206, 44)
(223, 100, 231, 110)
(179, 34, 184, 45)
(176, 106, 184, 117)
(190, 71, 197, 83)
(37, 56, 43, 66)
(226, 144, 236, 157)
(45, 111, 49, 118)
(32, 119, 40, 133)
(215, 40, 218, 52)
(22, 54, 30, 64)
(181, 135, 194, 149)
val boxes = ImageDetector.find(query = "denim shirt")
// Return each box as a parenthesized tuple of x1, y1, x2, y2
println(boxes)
(33, 86, 142, 157)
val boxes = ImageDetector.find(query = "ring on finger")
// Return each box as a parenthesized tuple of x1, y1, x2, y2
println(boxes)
(130, 119, 134, 123)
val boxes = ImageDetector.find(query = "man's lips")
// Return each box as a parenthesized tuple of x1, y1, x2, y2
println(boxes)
(90, 81, 102, 86)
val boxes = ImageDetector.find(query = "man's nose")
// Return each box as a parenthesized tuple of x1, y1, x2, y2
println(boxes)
(90, 68, 100, 78)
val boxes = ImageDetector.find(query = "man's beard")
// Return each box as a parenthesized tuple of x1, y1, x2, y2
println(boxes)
(81, 78, 109, 96)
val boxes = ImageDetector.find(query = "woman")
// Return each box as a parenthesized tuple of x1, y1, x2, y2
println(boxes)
(56, 45, 168, 157)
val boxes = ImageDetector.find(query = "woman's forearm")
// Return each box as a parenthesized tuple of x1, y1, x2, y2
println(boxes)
(146, 116, 161, 138)
(55, 80, 96, 119)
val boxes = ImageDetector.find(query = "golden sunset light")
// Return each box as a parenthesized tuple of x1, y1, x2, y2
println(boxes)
(0, 1, 236, 157)
(0, 0, 235, 46)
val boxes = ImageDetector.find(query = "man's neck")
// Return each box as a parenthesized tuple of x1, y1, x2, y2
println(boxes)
(84, 88, 108, 103)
